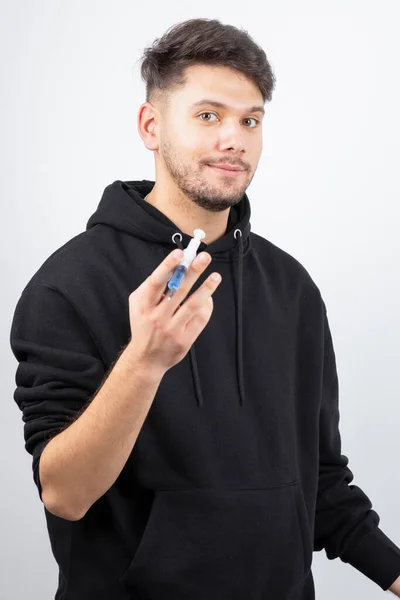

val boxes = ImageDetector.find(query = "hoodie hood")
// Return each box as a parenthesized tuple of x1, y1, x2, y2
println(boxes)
(87, 179, 252, 407)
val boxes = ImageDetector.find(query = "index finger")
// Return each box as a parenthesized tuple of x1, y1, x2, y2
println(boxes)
(145, 248, 184, 304)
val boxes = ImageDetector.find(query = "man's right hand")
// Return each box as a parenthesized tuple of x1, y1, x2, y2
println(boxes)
(127, 248, 222, 377)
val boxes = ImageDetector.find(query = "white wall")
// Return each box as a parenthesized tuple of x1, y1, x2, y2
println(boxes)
(2, 1, 399, 598)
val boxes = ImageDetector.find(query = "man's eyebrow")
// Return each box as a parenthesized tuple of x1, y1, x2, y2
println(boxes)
(190, 99, 265, 116)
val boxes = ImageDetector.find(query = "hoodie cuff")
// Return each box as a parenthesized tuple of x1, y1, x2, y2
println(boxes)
(341, 526, 400, 591)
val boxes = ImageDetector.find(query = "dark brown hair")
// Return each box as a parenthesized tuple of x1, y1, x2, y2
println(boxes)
(139, 18, 276, 108)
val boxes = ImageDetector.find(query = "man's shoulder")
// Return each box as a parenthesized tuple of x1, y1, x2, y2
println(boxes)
(21, 227, 104, 294)
(250, 232, 318, 285)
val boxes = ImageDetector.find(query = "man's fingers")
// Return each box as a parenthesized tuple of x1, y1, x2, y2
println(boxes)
(145, 249, 184, 304)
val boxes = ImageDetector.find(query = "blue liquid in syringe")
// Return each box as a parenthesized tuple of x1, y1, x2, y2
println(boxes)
(167, 264, 187, 296)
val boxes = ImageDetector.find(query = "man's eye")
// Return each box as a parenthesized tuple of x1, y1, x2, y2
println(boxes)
(199, 112, 218, 122)
(243, 117, 259, 128)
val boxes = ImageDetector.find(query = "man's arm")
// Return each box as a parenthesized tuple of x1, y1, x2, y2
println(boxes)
(389, 575, 400, 596)
(10, 284, 162, 520)
(313, 300, 400, 592)
(40, 343, 163, 520)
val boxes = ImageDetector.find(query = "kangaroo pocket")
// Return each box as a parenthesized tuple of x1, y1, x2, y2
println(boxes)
(118, 481, 312, 600)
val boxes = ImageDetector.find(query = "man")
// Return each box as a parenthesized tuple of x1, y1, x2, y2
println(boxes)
(10, 17, 400, 599)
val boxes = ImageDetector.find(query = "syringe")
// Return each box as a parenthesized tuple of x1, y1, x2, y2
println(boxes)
(166, 228, 206, 299)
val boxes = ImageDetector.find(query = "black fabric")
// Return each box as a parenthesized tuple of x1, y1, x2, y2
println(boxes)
(10, 179, 400, 599)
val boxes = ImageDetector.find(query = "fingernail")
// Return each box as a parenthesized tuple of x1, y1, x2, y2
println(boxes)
(173, 249, 183, 259)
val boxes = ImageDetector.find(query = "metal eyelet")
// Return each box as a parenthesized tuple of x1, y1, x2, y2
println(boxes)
(172, 232, 183, 244)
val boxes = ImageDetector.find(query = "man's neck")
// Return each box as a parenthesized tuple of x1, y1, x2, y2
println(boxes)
(144, 187, 230, 245)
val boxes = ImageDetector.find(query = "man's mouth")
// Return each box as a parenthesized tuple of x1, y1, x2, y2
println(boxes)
(208, 164, 245, 177)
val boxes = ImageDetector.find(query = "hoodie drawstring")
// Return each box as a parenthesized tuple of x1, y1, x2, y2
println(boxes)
(172, 229, 245, 408)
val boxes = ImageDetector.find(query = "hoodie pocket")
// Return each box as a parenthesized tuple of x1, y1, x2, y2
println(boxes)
(118, 481, 311, 600)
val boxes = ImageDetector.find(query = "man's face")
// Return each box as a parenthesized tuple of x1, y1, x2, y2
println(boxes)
(153, 64, 264, 213)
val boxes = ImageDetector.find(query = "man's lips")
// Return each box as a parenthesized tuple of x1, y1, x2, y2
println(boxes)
(207, 164, 245, 176)
(208, 163, 245, 171)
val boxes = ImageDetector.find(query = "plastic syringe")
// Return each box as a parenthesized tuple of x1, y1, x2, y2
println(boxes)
(166, 228, 206, 299)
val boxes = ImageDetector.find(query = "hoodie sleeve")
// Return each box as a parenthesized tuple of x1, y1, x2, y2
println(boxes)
(314, 301, 400, 591)
(9, 284, 106, 502)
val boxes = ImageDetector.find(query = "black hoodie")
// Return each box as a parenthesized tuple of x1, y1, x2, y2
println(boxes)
(10, 179, 400, 599)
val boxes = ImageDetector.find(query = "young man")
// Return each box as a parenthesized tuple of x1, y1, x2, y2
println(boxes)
(10, 17, 400, 600)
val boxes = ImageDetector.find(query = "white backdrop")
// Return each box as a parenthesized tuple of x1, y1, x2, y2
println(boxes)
(1, 1, 399, 598)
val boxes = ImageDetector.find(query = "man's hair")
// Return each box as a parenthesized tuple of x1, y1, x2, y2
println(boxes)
(139, 18, 276, 109)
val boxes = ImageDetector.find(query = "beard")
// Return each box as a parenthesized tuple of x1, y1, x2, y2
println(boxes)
(159, 136, 253, 213)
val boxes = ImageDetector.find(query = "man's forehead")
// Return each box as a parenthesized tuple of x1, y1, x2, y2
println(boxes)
(184, 64, 252, 88)
(178, 66, 264, 113)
